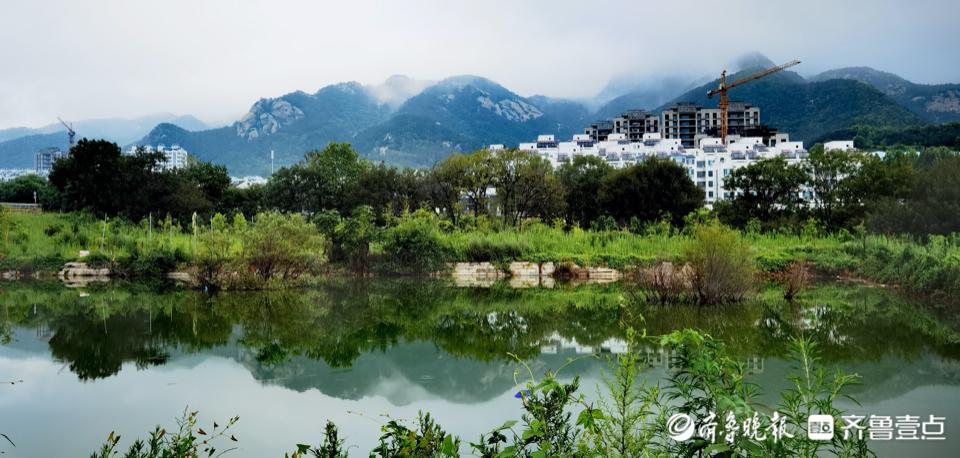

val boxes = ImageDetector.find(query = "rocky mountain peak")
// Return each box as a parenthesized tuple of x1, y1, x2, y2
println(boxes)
(236, 97, 305, 140)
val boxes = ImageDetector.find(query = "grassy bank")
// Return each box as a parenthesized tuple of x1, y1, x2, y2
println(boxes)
(2, 211, 841, 271)
(4, 211, 960, 299)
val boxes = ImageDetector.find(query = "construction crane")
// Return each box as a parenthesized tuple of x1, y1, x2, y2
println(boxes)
(57, 117, 76, 148)
(707, 59, 800, 144)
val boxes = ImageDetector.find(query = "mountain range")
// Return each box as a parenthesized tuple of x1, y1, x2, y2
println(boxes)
(2, 53, 958, 175)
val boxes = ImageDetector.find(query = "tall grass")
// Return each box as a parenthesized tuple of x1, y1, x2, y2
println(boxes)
(854, 233, 960, 299)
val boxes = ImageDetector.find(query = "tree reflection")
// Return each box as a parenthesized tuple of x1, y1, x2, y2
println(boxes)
(0, 279, 957, 389)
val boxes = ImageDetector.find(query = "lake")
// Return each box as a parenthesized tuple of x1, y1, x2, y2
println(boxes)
(1, 279, 958, 456)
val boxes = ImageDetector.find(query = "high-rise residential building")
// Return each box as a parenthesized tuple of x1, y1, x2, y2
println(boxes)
(125, 144, 190, 171)
(594, 102, 761, 148)
(35, 147, 65, 176)
(661, 102, 760, 148)
(584, 120, 614, 142)
(585, 110, 659, 142)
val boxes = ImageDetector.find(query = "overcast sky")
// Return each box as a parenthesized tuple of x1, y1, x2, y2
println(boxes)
(2, 0, 959, 128)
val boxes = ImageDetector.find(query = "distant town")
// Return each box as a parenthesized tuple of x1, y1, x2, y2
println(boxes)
(9, 98, 859, 207)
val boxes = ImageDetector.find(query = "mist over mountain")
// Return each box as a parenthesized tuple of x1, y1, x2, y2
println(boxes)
(593, 77, 693, 120)
(2, 53, 957, 174)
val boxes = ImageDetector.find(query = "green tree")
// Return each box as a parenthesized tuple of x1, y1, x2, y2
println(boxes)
(48, 139, 151, 217)
(179, 161, 231, 210)
(806, 146, 917, 229)
(806, 145, 858, 228)
(557, 155, 613, 227)
(437, 150, 497, 218)
(332, 205, 378, 273)
(492, 149, 565, 227)
(0, 174, 59, 206)
(867, 155, 960, 236)
(719, 157, 807, 228)
(598, 158, 704, 227)
(381, 209, 450, 273)
(265, 143, 365, 214)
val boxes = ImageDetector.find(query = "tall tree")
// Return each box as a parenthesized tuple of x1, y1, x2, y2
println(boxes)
(492, 149, 565, 227)
(265, 143, 365, 214)
(717, 157, 807, 228)
(598, 158, 704, 227)
(557, 155, 613, 227)
(49, 140, 167, 218)
(867, 155, 960, 236)
(438, 150, 496, 218)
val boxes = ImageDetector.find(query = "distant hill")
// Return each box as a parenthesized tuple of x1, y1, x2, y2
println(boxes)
(817, 121, 960, 149)
(6, 57, 958, 175)
(0, 113, 207, 169)
(351, 76, 586, 167)
(0, 113, 207, 145)
(0, 132, 68, 169)
(810, 67, 960, 123)
(137, 82, 392, 174)
(655, 69, 923, 143)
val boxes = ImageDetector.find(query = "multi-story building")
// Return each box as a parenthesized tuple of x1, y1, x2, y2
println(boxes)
(515, 131, 818, 207)
(594, 102, 762, 149)
(661, 102, 760, 148)
(125, 144, 190, 171)
(584, 120, 614, 142)
(585, 110, 660, 142)
(35, 147, 65, 176)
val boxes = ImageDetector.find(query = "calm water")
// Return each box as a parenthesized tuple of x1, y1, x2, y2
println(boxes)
(1, 279, 959, 456)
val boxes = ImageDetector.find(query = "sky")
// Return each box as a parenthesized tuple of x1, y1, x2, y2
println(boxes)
(2, 0, 959, 128)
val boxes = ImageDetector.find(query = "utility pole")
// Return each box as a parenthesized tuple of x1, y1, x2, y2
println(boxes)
(271, 150, 275, 175)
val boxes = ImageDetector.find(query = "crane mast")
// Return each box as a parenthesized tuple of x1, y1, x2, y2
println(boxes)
(707, 59, 800, 144)
(58, 117, 76, 148)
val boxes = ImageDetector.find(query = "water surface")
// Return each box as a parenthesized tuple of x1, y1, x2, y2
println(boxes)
(0, 280, 958, 456)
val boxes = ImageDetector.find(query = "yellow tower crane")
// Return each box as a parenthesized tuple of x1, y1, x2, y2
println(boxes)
(707, 59, 801, 144)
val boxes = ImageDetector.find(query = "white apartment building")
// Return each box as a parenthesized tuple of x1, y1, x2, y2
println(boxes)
(514, 132, 820, 207)
(35, 147, 65, 176)
(824, 140, 855, 152)
(125, 144, 190, 171)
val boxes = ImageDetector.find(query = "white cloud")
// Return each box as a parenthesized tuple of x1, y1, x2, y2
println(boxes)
(1, 0, 958, 127)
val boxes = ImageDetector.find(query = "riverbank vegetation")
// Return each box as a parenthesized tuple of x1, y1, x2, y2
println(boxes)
(2, 138, 960, 296)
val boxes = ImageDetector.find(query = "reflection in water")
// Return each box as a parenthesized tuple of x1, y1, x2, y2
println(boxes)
(1, 279, 959, 455)
(1, 280, 959, 398)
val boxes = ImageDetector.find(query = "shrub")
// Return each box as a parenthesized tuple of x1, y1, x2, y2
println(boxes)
(381, 210, 450, 274)
(463, 239, 528, 263)
(782, 260, 811, 301)
(636, 261, 691, 305)
(121, 248, 186, 278)
(683, 221, 756, 304)
(242, 212, 324, 281)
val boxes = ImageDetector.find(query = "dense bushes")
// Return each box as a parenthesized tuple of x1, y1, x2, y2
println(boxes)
(852, 234, 960, 299)
(380, 210, 451, 273)
(683, 221, 756, 304)
(241, 212, 324, 282)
